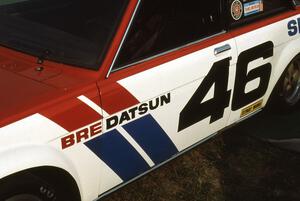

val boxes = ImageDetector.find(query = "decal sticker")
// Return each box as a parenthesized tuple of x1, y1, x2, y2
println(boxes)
(85, 129, 151, 181)
(232, 41, 273, 111)
(123, 115, 178, 164)
(231, 0, 243, 21)
(288, 18, 300, 37)
(85, 114, 179, 181)
(244, 0, 263, 17)
(61, 92, 171, 149)
(41, 98, 102, 132)
(178, 41, 274, 131)
(106, 93, 171, 130)
(61, 121, 102, 149)
(240, 99, 263, 118)
(178, 58, 231, 132)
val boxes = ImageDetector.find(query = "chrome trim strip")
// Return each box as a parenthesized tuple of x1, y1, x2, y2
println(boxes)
(106, 0, 142, 78)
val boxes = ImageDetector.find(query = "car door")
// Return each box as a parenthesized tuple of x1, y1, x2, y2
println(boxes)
(226, 0, 296, 125)
(93, 0, 238, 195)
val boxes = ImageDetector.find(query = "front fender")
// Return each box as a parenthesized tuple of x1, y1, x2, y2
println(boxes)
(265, 36, 300, 104)
(0, 113, 101, 201)
(0, 145, 84, 199)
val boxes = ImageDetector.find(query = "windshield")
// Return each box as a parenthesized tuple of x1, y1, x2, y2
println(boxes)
(0, 0, 129, 70)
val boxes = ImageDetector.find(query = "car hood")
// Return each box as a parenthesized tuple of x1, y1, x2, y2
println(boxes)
(0, 50, 98, 128)
(0, 67, 59, 123)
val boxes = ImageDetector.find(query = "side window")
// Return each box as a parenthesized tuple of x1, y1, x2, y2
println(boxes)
(112, 0, 224, 71)
(228, 0, 290, 27)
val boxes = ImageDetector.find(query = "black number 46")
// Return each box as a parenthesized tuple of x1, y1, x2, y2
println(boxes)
(178, 41, 274, 132)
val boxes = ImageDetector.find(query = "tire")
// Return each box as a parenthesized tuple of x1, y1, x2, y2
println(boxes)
(269, 55, 300, 112)
(0, 172, 67, 201)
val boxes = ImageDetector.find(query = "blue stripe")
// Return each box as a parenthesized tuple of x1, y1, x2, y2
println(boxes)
(85, 129, 150, 181)
(123, 115, 178, 164)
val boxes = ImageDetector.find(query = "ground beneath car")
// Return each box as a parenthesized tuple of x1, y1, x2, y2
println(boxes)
(102, 110, 300, 201)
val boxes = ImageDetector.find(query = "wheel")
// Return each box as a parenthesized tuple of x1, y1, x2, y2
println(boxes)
(280, 55, 300, 106)
(269, 55, 300, 112)
(0, 172, 67, 201)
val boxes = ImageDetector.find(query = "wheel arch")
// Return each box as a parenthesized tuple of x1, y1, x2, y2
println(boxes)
(264, 37, 300, 106)
(0, 145, 84, 201)
(0, 166, 81, 201)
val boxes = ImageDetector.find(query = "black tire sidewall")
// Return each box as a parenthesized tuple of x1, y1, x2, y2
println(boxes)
(0, 173, 59, 201)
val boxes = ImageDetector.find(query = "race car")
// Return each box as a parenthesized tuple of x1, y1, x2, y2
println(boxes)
(0, 0, 299, 200)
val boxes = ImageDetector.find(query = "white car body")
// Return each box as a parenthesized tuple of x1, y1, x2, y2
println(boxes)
(0, 0, 299, 200)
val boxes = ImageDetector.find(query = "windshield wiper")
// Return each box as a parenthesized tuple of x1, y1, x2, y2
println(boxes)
(6, 38, 55, 64)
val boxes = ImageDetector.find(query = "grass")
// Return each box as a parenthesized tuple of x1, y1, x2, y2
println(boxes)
(102, 124, 300, 201)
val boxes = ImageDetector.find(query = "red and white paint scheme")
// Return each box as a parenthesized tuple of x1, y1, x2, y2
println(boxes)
(0, 0, 300, 201)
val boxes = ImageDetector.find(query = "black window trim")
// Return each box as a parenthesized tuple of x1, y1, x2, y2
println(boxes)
(106, 0, 227, 78)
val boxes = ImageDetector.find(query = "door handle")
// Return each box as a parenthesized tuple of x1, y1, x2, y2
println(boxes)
(214, 44, 231, 55)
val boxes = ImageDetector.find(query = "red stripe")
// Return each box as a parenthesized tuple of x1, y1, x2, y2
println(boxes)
(100, 82, 139, 115)
(41, 98, 102, 132)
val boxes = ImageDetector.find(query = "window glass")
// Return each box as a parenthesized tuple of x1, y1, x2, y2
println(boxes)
(0, 0, 128, 70)
(113, 0, 224, 70)
(228, 0, 290, 27)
